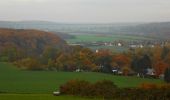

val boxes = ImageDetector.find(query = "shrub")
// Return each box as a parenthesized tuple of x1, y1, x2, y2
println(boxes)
(159, 84, 170, 90)
(139, 83, 170, 90)
(0, 56, 9, 62)
(92, 80, 117, 98)
(60, 79, 91, 96)
(114, 88, 170, 100)
(15, 58, 44, 70)
(60, 80, 170, 99)
(60, 79, 117, 98)
(139, 82, 157, 90)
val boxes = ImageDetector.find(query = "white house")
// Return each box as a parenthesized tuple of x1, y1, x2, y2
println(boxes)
(53, 91, 60, 96)
(146, 68, 155, 76)
(96, 49, 99, 53)
(118, 43, 122, 47)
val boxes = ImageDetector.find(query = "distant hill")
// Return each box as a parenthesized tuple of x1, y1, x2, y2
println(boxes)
(123, 22, 170, 38)
(0, 21, 139, 34)
(0, 21, 170, 39)
(0, 28, 68, 55)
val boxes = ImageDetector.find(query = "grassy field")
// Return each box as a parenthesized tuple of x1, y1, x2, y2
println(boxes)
(0, 94, 102, 100)
(67, 34, 156, 43)
(0, 62, 163, 94)
(67, 34, 156, 52)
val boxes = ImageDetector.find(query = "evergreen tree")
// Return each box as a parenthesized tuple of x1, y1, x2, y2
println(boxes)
(131, 54, 152, 77)
(164, 67, 170, 83)
(161, 46, 170, 59)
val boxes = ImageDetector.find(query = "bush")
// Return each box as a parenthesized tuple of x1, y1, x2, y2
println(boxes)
(0, 56, 9, 62)
(15, 58, 44, 70)
(158, 84, 170, 90)
(60, 79, 91, 96)
(139, 82, 157, 90)
(59, 80, 170, 99)
(139, 82, 170, 90)
(60, 79, 117, 98)
(116, 88, 170, 100)
(92, 80, 117, 98)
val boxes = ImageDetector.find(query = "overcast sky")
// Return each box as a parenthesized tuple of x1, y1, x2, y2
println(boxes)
(0, 0, 170, 23)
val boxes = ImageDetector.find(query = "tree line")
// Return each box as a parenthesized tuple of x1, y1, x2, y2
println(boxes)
(0, 44, 170, 80)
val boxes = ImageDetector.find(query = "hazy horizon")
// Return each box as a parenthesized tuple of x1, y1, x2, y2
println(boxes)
(0, 0, 170, 23)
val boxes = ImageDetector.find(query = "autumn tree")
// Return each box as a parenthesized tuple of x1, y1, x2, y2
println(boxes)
(56, 54, 68, 71)
(16, 57, 43, 70)
(95, 49, 112, 73)
(73, 48, 96, 71)
(161, 46, 170, 59)
(41, 47, 60, 64)
(122, 66, 131, 76)
(56, 53, 76, 71)
(0, 47, 24, 62)
(47, 59, 56, 70)
(154, 60, 168, 76)
(164, 52, 170, 66)
(112, 54, 131, 68)
(152, 46, 162, 63)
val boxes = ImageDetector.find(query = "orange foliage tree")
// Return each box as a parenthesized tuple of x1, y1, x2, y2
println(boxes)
(112, 54, 130, 68)
(154, 60, 168, 76)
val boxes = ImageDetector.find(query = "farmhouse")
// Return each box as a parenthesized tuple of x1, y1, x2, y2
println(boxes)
(53, 91, 60, 96)
(146, 68, 155, 76)
(117, 43, 122, 47)
(112, 67, 122, 75)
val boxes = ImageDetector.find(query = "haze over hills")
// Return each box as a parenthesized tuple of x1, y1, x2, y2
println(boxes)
(0, 21, 170, 38)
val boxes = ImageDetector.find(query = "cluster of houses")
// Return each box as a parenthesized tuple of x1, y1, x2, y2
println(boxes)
(74, 66, 162, 79)
(68, 40, 170, 49)
(112, 67, 164, 79)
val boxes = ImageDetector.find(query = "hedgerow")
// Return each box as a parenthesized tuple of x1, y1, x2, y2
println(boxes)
(59, 80, 170, 99)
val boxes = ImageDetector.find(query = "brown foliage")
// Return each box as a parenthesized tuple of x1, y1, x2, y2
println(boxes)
(139, 83, 170, 90)
(0, 28, 67, 55)
(60, 79, 117, 98)
(139, 83, 157, 90)
(113, 54, 131, 68)
(154, 60, 168, 76)
(60, 80, 170, 99)
(15, 57, 43, 70)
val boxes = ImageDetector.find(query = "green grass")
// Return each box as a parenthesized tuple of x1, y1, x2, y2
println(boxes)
(67, 34, 155, 43)
(0, 94, 102, 100)
(0, 62, 163, 94)
(67, 34, 156, 52)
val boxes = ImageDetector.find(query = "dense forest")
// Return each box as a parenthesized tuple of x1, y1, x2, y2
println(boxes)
(0, 28, 69, 55)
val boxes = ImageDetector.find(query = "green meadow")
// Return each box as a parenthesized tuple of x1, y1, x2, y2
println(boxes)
(67, 34, 156, 52)
(0, 94, 102, 100)
(0, 62, 163, 99)
(67, 34, 155, 43)
(0, 62, 163, 94)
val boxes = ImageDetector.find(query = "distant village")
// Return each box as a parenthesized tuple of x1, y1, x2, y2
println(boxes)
(68, 40, 170, 50)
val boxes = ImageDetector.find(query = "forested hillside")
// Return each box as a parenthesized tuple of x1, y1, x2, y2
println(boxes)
(0, 28, 68, 55)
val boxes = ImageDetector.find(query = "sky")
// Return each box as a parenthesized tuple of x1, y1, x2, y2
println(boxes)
(0, 0, 170, 23)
